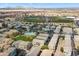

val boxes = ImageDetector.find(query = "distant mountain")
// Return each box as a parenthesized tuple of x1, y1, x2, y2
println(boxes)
(0, 7, 79, 10)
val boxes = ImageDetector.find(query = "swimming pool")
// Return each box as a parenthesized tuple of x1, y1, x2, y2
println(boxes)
(24, 32, 36, 36)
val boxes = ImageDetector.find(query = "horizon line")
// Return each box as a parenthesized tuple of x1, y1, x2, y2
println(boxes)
(0, 3, 79, 8)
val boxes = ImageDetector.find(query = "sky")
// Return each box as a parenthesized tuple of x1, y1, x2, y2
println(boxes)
(0, 3, 79, 8)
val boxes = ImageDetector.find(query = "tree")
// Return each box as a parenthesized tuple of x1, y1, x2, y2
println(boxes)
(60, 47, 64, 53)
(76, 46, 79, 54)
(77, 46, 79, 52)
(0, 47, 4, 52)
(41, 45, 48, 50)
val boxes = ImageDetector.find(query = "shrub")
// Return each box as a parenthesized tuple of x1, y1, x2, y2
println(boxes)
(77, 46, 79, 51)
(0, 47, 4, 52)
(41, 45, 48, 50)
(60, 47, 64, 53)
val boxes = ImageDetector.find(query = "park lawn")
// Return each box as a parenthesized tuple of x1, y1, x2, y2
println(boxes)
(14, 35, 35, 42)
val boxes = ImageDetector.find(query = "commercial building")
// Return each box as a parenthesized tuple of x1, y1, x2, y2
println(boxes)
(48, 34, 59, 50)
(64, 34, 72, 56)
(62, 27, 72, 34)
(54, 25, 61, 34)
(12, 40, 32, 51)
(40, 49, 53, 56)
(32, 33, 49, 47)
(0, 47, 16, 56)
(74, 35, 79, 49)
(74, 28, 79, 35)
(26, 46, 41, 56)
